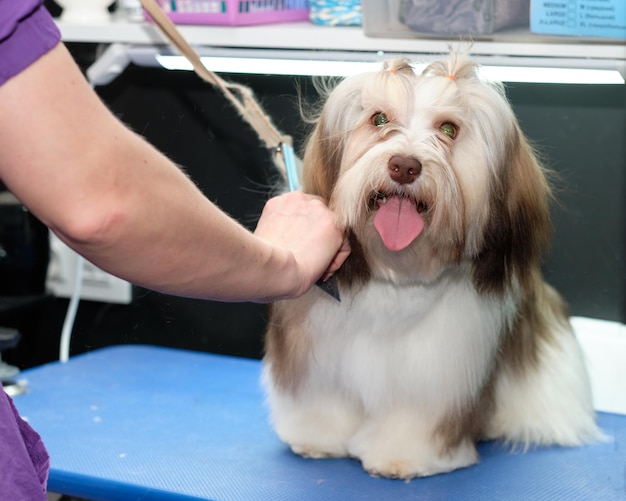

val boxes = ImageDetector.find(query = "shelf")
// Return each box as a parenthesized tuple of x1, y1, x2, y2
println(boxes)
(57, 18, 626, 74)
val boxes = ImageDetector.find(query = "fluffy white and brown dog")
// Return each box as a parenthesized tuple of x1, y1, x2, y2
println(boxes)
(262, 51, 599, 479)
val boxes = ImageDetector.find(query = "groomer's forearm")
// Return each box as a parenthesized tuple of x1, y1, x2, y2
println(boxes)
(62, 209, 298, 303)
(80, 197, 300, 302)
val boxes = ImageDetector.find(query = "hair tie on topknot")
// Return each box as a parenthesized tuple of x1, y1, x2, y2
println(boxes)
(447, 74, 456, 81)
(382, 58, 415, 76)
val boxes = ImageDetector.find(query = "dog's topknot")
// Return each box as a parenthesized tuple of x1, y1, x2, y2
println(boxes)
(382, 58, 415, 76)
(422, 49, 479, 83)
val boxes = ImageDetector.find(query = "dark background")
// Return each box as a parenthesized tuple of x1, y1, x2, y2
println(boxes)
(2, 40, 624, 370)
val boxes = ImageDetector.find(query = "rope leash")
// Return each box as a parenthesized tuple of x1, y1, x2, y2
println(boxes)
(139, 0, 299, 187)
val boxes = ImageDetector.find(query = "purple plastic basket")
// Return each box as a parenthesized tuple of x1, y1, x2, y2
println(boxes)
(146, 0, 310, 25)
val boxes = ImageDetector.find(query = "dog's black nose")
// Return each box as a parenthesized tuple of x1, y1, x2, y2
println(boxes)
(388, 155, 422, 185)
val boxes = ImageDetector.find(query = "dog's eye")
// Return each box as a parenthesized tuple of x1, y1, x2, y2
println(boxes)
(372, 112, 389, 127)
(439, 122, 457, 139)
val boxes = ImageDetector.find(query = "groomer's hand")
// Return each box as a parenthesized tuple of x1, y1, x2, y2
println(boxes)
(254, 191, 350, 298)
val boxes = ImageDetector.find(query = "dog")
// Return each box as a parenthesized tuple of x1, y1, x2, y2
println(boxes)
(262, 50, 600, 479)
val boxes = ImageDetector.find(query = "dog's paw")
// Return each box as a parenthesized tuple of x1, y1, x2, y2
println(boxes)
(347, 410, 480, 479)
(359, 444, 479, 480)
(363, 458, 425, 480)
(290, 443, 348, 459)
(268, 391, 362, 460)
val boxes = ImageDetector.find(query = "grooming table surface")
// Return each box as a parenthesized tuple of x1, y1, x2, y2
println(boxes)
(13, 345, 626, 500)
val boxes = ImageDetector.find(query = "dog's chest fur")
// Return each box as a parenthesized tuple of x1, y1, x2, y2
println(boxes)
(268, 269, 512, 414)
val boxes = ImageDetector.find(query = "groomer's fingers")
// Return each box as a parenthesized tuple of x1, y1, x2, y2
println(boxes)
(254, 191, 347, 297)
(320, 236, 351, 282)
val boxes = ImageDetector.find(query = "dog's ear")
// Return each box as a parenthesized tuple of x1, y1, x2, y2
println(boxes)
(506, 130, 553, 286)
(301, 105, 344, 203)
(474, 127, 552, 295)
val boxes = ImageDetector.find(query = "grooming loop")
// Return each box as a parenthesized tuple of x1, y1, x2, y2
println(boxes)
(140, 0, 298, 186)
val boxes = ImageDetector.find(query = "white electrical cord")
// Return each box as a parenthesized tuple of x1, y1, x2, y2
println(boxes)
(59, 253, 84, 363)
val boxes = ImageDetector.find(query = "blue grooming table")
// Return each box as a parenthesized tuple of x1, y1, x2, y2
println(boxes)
(12, 345, 626, 500)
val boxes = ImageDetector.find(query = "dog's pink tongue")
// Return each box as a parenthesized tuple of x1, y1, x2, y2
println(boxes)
(374, 196, 424, 251)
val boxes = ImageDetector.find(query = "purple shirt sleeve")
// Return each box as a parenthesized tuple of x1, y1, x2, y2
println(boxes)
(0, 0, 61, 86)
(0, 390, 50, 500)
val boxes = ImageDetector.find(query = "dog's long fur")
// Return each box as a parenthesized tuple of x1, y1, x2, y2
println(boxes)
(263, 51, 599, 479)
